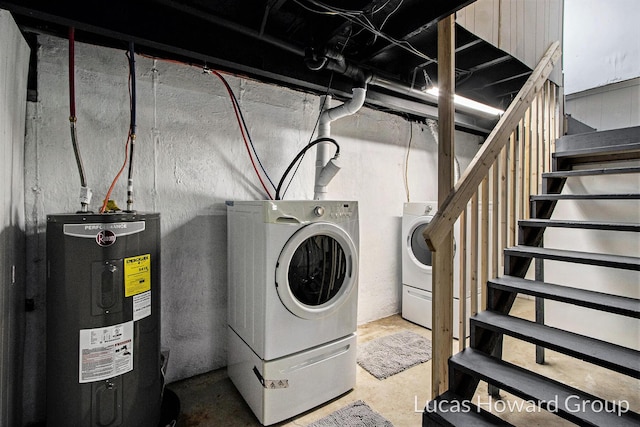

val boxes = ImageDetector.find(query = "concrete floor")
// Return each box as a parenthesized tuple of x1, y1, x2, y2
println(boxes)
(167, 297, 640, 426)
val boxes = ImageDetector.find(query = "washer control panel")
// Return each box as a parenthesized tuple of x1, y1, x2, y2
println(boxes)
(327, 203, 356, 220)
(262, 201, 358, 223)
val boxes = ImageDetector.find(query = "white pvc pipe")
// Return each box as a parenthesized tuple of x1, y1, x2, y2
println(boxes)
(314, 87, 367, 200)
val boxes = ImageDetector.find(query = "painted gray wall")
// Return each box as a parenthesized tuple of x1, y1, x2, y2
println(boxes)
(0, 10, 29, 427)
(21, 34, 483, 423)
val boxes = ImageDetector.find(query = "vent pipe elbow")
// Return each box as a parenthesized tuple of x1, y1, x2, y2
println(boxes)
(318, 87, 367, 139)
(314, 87, 366, 200)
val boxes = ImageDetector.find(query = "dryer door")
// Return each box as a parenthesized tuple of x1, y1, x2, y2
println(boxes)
(275, 222, 358, 319)
(407, 216, 434, 270)
(407, 216, 457, 268)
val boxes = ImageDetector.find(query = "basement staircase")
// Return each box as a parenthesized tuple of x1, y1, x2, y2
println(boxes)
(424, 126, 640, 426)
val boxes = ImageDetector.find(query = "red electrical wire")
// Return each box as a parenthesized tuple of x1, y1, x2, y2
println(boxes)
(209, 70, 273, 200)
(134, 54, 274, 199)
(100, 133, 130, 213)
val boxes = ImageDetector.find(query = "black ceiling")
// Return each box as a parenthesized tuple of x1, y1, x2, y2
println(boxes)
(1, 0, 533, 134)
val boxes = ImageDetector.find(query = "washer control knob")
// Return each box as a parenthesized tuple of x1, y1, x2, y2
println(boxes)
(313, 206, 325, 217)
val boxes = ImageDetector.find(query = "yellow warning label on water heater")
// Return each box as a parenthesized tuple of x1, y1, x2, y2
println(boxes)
(124, 254, 151, 297)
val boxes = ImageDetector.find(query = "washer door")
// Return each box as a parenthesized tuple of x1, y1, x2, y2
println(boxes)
(275, 222, 358, 320)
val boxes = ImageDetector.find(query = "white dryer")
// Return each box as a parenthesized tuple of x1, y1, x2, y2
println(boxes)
(226, 200, 359, 426)
(401, 201, 474, 339)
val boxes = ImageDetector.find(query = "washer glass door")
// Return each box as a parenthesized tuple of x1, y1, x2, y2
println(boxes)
(276, 222, 358, 319)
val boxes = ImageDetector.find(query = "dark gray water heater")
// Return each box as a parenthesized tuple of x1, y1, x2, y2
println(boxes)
(46, 212, 161, 427)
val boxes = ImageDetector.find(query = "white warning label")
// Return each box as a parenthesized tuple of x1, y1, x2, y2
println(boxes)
(133, 291, 151, 321)
(79, 321, 134, 383)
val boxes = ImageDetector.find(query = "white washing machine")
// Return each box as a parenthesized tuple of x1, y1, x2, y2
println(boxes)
(401, 201, 476, 339)
(226, 200, 359, 425)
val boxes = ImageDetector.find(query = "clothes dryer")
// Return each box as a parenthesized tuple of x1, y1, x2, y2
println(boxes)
(401, 201, 475, 339)
(226, 200, 359, 425)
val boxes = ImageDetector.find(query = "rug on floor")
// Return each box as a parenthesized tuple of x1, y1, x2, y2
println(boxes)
(357, 330, 432, 380)
(306, 400, 393, 427)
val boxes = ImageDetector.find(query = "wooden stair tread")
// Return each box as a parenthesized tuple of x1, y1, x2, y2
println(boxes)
(518, 218, 640, 232)
(543, 165, 640, 178)
(504, 245, 640, 271)
(450, 349, 640, 426)
(472, 311, 640, 378)
(489, 276, 640, 318)
(424, 391, 514, 426)
(531, 193, 640, 200)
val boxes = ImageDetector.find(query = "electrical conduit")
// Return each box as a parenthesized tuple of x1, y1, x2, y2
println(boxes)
(314, 87, 366, 200)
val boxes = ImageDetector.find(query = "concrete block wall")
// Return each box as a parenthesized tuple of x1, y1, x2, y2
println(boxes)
(21, 34, 483, 423)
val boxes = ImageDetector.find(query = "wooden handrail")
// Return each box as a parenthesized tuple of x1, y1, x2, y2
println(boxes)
(423, 41, 562, 250)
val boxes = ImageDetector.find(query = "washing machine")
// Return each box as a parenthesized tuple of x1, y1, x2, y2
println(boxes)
(226, 200, 359, 425)
(401, 201, 476, 339)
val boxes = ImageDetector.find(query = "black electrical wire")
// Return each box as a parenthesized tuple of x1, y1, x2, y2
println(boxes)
(275, 137, 339, 200)
(280, 75, 334, 199)
(224, 79, 277, 191)
(127, 41, 136, 183)
(208, 69, 276, 198)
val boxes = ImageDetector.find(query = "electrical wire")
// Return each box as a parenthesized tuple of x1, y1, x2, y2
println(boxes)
(296, 0, 436, 63)
(100, 134, 130, 213)
(403, 121, 413, 202)
(275, 137, 339, 200)
(136, 53, 276, 199)
(218, 74, 277, 192)
(280, 75, 334, 199)
(136, 53, 276, 198)
(100, 45, 136, 213)
(280, 96, 327, 199)
(126, 42, 136, 211)
(207, 69, 275, 200)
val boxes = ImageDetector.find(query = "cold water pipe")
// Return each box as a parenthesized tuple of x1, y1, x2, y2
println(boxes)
(68, 27, 92, 212)
(314, 87, 366, 200)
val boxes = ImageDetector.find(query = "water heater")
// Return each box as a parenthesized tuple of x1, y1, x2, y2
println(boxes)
(46, 212, 161, 426)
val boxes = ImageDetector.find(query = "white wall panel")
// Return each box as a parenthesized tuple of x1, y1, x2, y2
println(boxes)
(566, 77, 640, 130)
(457, 0, 564, 85)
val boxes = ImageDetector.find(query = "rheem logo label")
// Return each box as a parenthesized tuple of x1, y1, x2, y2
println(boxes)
(96, 229, 117, 247)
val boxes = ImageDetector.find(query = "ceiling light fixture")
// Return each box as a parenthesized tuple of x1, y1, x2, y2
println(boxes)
(426, 87, 505, 116)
